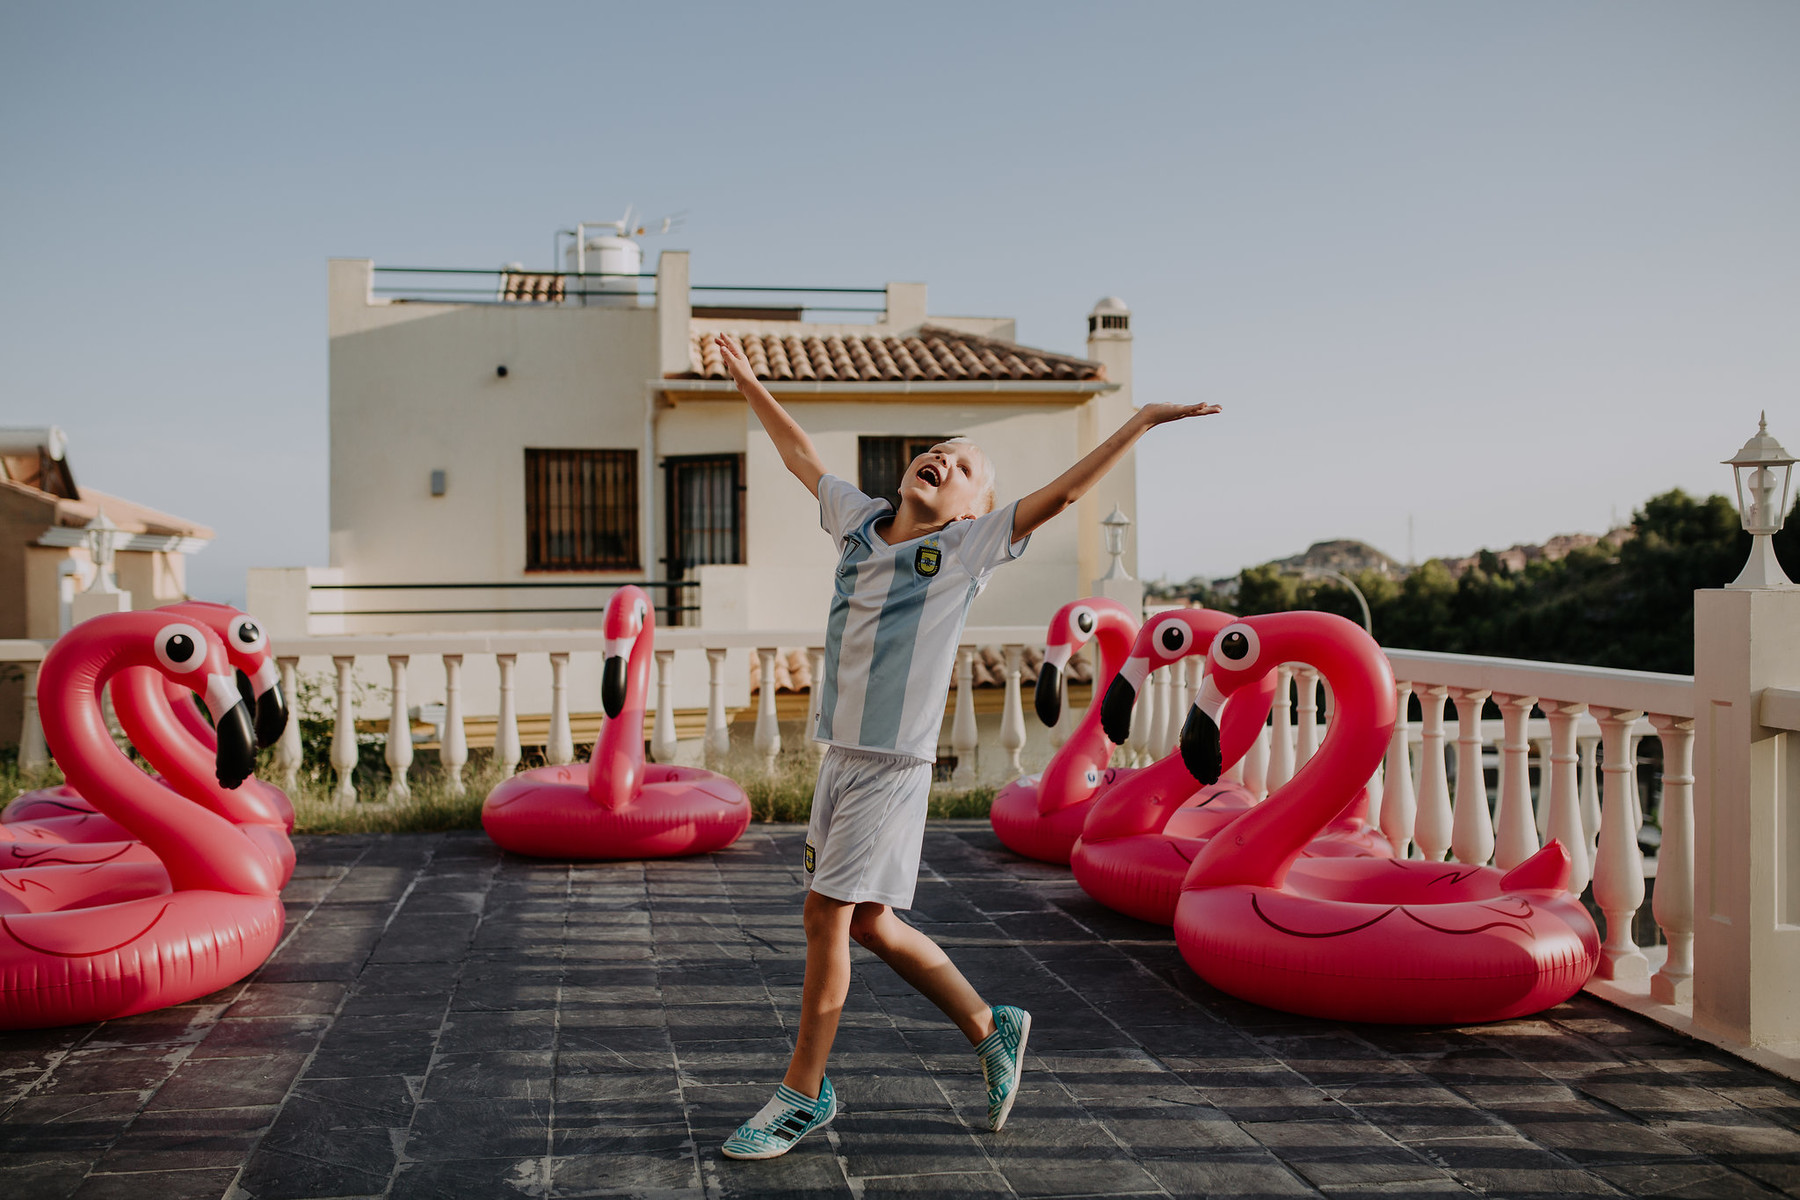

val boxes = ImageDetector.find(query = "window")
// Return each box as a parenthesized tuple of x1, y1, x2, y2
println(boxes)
(525, 448, 639, 570)
(662, 454, 744, 627)
(858, 436, 947, 512)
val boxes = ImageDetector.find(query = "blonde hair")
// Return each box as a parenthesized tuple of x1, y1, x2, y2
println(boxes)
(942, 437, 997, 515)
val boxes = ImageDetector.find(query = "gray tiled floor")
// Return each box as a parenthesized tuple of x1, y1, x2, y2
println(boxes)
(3, 824, 1800, 1199)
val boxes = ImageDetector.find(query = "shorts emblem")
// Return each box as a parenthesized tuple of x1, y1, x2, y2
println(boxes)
(804, 841, 816, 873)
(915, 544, 941, 577)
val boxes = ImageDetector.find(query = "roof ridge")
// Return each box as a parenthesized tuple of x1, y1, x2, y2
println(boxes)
(683, 326, 1104, 383)
(914, 323, 1100, 369)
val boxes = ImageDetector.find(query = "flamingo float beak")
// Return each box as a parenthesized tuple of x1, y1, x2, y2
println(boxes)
(601, 636, 630, 719)
(250, 658, 287, 749)
(204, 672, 259, 789)
(1034, 643, 1072, 727)
(1178, 674, 1227, 785)
(1100, 655, 1151, 746)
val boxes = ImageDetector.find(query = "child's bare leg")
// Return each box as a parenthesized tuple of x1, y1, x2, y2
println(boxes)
(781, 890, 855, 1099)
(849, 903, 997, 1045)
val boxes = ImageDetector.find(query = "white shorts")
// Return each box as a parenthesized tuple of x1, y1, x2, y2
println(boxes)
(803, 746, 934, 909)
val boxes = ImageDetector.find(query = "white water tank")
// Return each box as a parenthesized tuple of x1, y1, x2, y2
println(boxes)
(564, 235, 642, 306)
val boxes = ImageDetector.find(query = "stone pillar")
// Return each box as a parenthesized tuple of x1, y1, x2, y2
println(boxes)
(1692, 587, 1800, 1049)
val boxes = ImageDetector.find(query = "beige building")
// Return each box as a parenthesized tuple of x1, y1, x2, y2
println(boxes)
(256, 246, 1138, 642)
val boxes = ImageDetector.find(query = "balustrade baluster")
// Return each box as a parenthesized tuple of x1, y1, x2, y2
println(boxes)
(1244, 713, 1269, 800)
(1578, 731, 1602, 869)
(271, 657, 301, 789)
(951, 647, 979, 787)
(17, 661, 48, 772)
(1151, 666, 1176, 760)
(1265, 666, 1295, 795)
(1128, 658, 1156, 767)
(1212, 657, 1246, 785)
(1172, 659, 1192, 762)
(1493, 693, 1540, 869)
(1414, 684, 1453, 862)
(805, 647, 825, 757)
(1449, 688, 1494, 865)
(1381, 681, 1416, 856)
(386, 656, 412, 802)
(1294, 666, 1320, 769)
(1542, 701, 1591, 894)
(754, 648, 781, 772)
(652, 649, 678, 763)
(1648, 714, 1695, 1004)
(440, 654, 466, 796)
(495, 653, 521, 776)
(1591, 706, 1649, 981)
(1000, 644, 1027, 779)
(1532, 736, 1553, 843)
(705, 649, 730, 764)
(546, 652, 574, 766)
(330, 655, 357, 803)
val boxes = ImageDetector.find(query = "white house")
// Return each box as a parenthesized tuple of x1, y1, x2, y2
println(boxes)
(251, 241, 1137, 641)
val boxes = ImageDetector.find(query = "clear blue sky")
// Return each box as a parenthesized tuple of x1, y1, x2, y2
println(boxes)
(4, 2, 1796, 601)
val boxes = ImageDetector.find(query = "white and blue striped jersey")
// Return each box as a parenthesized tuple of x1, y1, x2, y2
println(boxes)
(813, 474, 1030, 762)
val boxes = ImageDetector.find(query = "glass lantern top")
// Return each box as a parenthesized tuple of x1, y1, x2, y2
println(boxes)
(1725, 412, 1796, 469)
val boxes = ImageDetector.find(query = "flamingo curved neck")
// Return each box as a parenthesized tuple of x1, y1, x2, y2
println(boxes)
(1037, 614, 1140, 815)
(40, 640, 275, 896)
(113, 667, 236, 819)
(588, 623, 651, 810)
(1185, 634, 1393, 892)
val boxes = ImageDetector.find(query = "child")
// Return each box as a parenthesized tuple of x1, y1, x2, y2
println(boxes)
(713, 332, 1219, 1159)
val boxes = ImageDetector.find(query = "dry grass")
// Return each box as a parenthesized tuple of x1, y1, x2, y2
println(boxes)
(2, 745, 996, 836)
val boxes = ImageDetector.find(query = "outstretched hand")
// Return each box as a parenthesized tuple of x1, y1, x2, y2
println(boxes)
(714, 333, 756, 385)
(1136, 401, 1223, 427)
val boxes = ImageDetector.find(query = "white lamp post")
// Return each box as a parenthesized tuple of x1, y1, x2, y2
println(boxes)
(1725, 413, 1796, 589)
(82, 508, 123, 594)
(1099, 504, 1132, 582)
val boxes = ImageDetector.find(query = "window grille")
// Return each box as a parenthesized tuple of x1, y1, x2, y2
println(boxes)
(524, 448, 639, 570)
(858, 436, 947, 512)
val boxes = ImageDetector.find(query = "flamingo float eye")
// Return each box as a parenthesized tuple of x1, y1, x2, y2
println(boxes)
(1213, 623, 1261, 669)
(229, 614, 267, 653)
(155, 622, 209, 674)
(1157, 620, 1191, 658)
(1070, 606, 1096, 637)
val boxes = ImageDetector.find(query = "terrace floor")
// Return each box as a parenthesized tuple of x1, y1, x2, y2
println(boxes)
(4, 825, 1800, 1200)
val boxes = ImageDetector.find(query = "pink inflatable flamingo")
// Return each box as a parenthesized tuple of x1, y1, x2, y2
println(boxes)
(1069, 609, 1279, 923)
(1173, 612, 1599, 1024)
(5, 604, 293, 834)
(482, 586, 752, 859)
(989, 598, 1139, 864)
(1, 611, 285, 1029)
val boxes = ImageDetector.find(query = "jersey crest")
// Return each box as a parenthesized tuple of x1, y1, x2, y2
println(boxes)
(915, 543, 941, 577)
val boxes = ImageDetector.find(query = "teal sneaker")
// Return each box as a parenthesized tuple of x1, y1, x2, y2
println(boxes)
(976, 1005, 1032, 1131)
(720, 1077, 837, 1160)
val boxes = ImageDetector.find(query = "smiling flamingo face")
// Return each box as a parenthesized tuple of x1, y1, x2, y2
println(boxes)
(146, 620, 261, 790)
(164, 602, 287, 750)
(1034, 598, 1133, 728)
(1100, 609, 1226, 746)
(601, 587, 651, 718)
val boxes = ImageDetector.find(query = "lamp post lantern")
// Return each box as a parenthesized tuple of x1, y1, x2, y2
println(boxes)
(1099, 504, 1132, 582)
(81, 508, 123, 594)
(1725, 413, 1796, 589)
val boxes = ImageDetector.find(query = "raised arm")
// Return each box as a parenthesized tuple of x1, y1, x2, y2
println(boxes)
(1011, 402, 1222, 542)
(716, 334, 827, 497)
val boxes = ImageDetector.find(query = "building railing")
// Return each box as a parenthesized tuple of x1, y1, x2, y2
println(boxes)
(0, 630, 1709, 1041)
(368, 266, 889, 315)
(306, 579, 701, 627)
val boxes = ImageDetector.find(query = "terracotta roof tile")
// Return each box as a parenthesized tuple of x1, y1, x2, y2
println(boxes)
(684, 325, 1104, 383)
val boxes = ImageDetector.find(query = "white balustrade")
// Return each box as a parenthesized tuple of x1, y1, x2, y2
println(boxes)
(1592, 706, 1649, 981)
(495, 653, 521, 775)
(1127, 657, 1155, 767)
(951, 647, 979, 787)
(651, 649, 677, 763)
(1413, 684, 1453, 862)
(1172, 659, 1193, 759)
(705, 649, 731, 764)
(1649, 714, 1695, 1004)
(805, 647, 825, 757)
(1448, 687, 1493, 865)
(440, 654, 467, 795)
(1531, 734, 1553, 844)
(754, 648, 781, 771)
(330, 655, 357, 803)
(546, 652, 574, 765)
(1150, 666, 1176, 761)
(999, 644, 1027, 779)
(1380, 681, 1416, 856)
(1294, 666, 1320, 769)
(272, 656, 301, 789)
(1578, 731, 1601, 869)
(385, 655, 412, 802)
(1265, 665, 1295, 795)
(1542, 700, 1591, 894)
(1492, 694, 1539, 870)
(1243, 714, 1269, 799)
